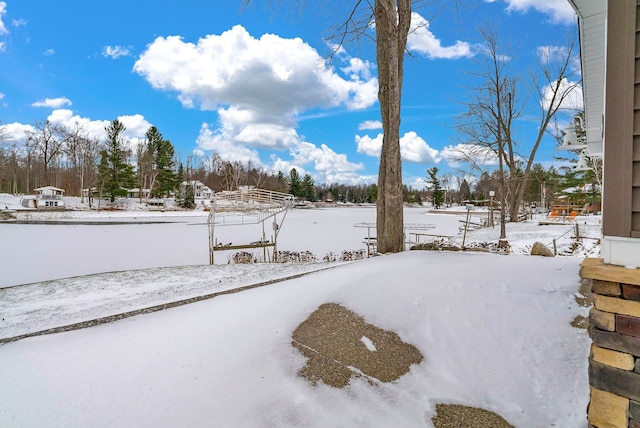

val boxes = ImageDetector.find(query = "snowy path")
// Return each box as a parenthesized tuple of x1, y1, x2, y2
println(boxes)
(0, 262, 342, 341)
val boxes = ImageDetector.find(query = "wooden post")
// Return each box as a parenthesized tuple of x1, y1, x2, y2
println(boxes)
(462, 205, 472, 248)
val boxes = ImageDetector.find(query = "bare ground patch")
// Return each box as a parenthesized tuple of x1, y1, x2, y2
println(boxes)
(431, 404, 514, 428)
(291, 303, 423, 388)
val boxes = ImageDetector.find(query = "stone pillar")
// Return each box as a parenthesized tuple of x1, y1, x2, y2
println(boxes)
(580, 258, 640, 428)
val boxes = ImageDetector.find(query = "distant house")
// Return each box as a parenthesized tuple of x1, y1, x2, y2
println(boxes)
(180, 180, 213, 200)
(21, 186, 65, 209)
(127, 188, 151, 199)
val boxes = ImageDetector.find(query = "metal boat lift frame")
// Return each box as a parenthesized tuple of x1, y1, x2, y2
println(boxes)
(207, 188, 294, 264)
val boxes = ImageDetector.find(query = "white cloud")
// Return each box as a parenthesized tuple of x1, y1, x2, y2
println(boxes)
(358, 120, 382, 131)
(2, 122, 35, 148)
(356, 131, 442, 164)
(536, 45, 567, 64)
(117, 114, 153, 140)
(134, 25, 377, 114)
(46, 109, 109, 141)
(270, 157, 304, 178)
(134, 25, 378, 155)
(31, 97, 72, 108)
(216, 106, 301, 150)
(537, 44, 581, 75)
(541, 78, 583, 111)
(355, 134, 381, 158)
(12, 18, 26, 27)
(46, 109, 153, 155)
(103, 45, 131, 59)
(0, 41, 5, 52)
(0, 2, 8, 35)
(43, 48, 54, 56)
(274, 140, 368, 185)
(400, 132, 442, 163)
(410, 177, 428, 191)
(196, 123, 262, 165)
(407, 13, 474, 60)
(197, 118, 368, 184)
(440, 143, 499, 168)
(3, 109, 153, 162)
(496, 0, 576, 24)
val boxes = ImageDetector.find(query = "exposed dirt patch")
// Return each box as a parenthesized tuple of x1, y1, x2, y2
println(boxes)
(431, 404, 514, 428)
(575, 277, 593, 307)
(571, 277, 593, 329)
(571, 315, 589, 329)
(291, 303, 423, 388)
(0, 211, 16, 221)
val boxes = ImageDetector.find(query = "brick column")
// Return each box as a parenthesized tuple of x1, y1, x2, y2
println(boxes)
(580, 258, 640, 428)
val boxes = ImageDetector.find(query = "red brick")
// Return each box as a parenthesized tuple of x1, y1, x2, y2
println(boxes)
(617, 314, 640, 338)
(623, 283, 640, 301)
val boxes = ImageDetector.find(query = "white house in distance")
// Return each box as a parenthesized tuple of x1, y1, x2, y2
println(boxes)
(180, 180, 213, 200)
(21, 186, 66, 209)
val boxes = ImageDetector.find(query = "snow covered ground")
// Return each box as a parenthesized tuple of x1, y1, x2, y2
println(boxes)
(0, 196, 597, 427)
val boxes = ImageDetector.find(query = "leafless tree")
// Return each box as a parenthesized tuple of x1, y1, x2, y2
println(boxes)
(454, 26, 580, 240)
(0, 121, 8, 146)
(60, 122, 100, 197)
(26, 121, 66, 185)
(136, 142, 152, 202)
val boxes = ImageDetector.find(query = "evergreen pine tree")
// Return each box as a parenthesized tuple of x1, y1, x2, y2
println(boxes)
(289, 168, 302, 197)
(301, 173, 315, 201)
(145, 126, 179, 197)
(427, 167, 444, 209)
(98, 119, 135, 202)
(368, 184, 378, 203)
(182, 182, 195, 209)
(460, 179, 471, 202)
(276, 171, 289, 193)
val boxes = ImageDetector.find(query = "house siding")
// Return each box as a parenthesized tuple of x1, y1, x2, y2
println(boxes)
(603, 0, 636, 238)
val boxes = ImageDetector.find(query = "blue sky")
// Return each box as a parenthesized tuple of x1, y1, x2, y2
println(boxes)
(0, 0, 581, 188)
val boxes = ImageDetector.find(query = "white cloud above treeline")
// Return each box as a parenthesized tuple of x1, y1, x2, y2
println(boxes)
(4, 109, 153, 155)
(358, 120, 382, 131)
(356, 132, 442, 164)
(31, 97, 72, 108)
(486, 0, 576, 24)
(134, 25, 377, 150)
(407, 13, 474, 59)
(440, 143, 499, 168)
(134, 24, 379, 184)
(541, 78, 583, 111)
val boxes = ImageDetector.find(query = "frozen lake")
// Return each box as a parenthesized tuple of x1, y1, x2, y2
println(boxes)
(0, 206, 463, 288)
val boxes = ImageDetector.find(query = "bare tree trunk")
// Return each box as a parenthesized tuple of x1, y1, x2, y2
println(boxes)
(375, 0, 410, 254)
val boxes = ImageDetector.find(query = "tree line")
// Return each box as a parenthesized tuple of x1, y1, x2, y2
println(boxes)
(0, 118, 382, 204)
(0, 118, 290, 202)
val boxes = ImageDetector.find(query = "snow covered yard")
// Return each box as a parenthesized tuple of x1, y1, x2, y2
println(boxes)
(0, 200, 597, 426)
(0, 251, 590, 427)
